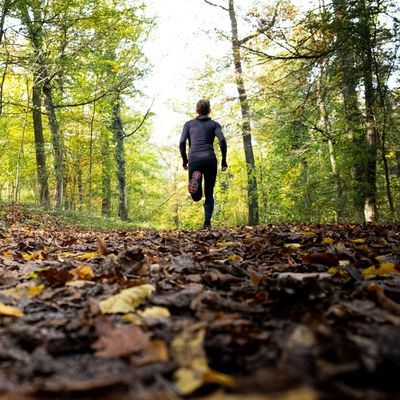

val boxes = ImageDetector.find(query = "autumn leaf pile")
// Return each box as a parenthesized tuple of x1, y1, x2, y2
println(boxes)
(0, 206, 399, 399)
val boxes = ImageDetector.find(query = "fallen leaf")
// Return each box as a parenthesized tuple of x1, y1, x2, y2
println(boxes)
(137, 306, 170, 318)
(302, 253, 338, 266)
(92, 324, 150, 358)
(0, 284, 44, 299)
(362, 262, 400, 277)
(134, 339, 169, 366)
(76, 252, 99, 261)
(99, 284, 155, 314)
(0, 302, 24, 317)
(37, 268, 73, 286)
(171, 323, 235, 395)
(72, 264, 95, 280)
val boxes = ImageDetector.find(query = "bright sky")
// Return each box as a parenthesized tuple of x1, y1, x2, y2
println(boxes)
(142, 0, 234, 145)
(141, 0, 312, 146)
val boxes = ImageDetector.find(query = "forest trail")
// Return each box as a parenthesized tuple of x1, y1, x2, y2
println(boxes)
(0, 205, 399, 399)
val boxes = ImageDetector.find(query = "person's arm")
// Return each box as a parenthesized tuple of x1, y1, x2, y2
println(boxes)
(179, 122, 189, 169)
(215, 122, 227, 169)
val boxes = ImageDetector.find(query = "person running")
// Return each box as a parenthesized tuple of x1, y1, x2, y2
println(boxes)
(179, 99, 227, 228)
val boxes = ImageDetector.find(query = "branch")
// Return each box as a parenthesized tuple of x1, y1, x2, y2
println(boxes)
(203, 0, 228, 12)
(54, 90, 110, 108)
(123, 98, 154, 138)
(239, 3, 280, 45)
(240, 43, 332, 60)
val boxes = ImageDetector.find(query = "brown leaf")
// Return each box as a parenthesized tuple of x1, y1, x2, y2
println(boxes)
(37, 267, 73, 286)
(92, 324, 150, 358)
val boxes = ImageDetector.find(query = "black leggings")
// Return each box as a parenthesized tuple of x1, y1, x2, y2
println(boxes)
(188, 158, 217, 207)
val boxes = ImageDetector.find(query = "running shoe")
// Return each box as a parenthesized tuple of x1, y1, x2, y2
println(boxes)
(188, 171, 201, 194)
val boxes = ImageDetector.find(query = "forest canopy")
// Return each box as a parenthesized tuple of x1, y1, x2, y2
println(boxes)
(0, 0, 399, 227)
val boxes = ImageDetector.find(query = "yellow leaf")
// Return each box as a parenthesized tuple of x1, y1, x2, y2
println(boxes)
(174, 368, 203, 395)
(362, 262, 399, 277)
(22, 251, 40, 260)
(66, 280, 96, 288)
(72, 264, 95, 280)
(226, 255, 241, 261)
(284, 243, 301, 249)
(122, 313, 142, 325)
(351, 238, 365, 244)
(2, 250, 13, 259)
(327, 267, 348, 278)
(99, 284, 155, 314)
(203, 369, 236, 389)
(0, 285, 44, 299)
(137, 306, 170, 318)
(322, 237, 335, 245)
(353, 244, 368, 251)
(171, 324, 235, 395)
(301, 231, 316, 238)
(0, 303, 24, 317)
(76, 252, 98, 261)
(28, 284, 45, 297)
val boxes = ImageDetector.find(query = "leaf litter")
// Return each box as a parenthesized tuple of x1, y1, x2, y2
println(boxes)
(0, 206, 399, 398)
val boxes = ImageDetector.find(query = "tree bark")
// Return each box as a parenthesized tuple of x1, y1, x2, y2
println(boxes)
(0, 0, 11, 46)
(43, 82, 65, 208)
(15, 81, 30, 202)
(110, 97, 128, 221)
(317, 67, 343, 221)
(88, 103, 96, 215)
(228, 0, 259, 225)
(360, 0, 377, 223)
(101, 135, 111, 218)
(32, 74, 50, 207)
(332, 0, 367, 222)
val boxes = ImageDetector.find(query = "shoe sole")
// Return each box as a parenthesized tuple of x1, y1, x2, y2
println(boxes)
(188, 171, 201, 194)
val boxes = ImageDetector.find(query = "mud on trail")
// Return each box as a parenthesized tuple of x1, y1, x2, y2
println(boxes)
(0, 206, 399, 399)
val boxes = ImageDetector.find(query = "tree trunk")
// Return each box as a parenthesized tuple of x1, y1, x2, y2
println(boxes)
(332, 0, 366, 222)
(88, 103, 96, 215)
(317, 68, 343, 221)
(43, 82, 65, 208)
(111, 98, 128, 220)
(0, 0, 10, 45)
(228, 0, 259, 226)
(360, 0, 377, 223)
(101, 135, 112, 218)
(32, 75, 50, 207)
(15, 81, 29, 202)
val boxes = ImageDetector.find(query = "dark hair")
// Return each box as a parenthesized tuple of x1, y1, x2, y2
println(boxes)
(196, 99, 211, 115)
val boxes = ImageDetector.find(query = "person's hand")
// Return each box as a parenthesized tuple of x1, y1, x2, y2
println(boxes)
(183, 163, 188, 171)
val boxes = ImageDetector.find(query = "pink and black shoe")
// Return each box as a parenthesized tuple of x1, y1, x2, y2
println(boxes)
(188, 171, 202, 194)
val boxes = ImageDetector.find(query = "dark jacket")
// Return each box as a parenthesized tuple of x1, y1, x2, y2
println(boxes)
(179, 115, 227, 167)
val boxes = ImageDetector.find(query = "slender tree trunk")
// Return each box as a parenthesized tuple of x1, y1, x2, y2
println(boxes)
(332, 0, 366, 222)
(317, 69, 343, 221)
(360, 0, 377, 223)
(228, 0, 259, 225)
(32, 75, 50, 207)
(110, 97, 128, 220)
(76, 163, 83, 212)
(0, 0, 10, 45)
(374, 51, 395, 218)
(43, 82, 65, 208)
(15, 81, 30, 202)
(88, 103, 96, 215)
(101, 134, 111, 218)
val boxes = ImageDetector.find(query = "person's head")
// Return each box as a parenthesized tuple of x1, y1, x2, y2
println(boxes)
(196, 99, 211, 116)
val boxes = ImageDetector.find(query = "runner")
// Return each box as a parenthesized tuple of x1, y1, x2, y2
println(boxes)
(179, 99, 227, 228)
